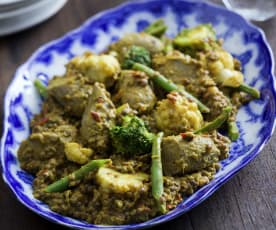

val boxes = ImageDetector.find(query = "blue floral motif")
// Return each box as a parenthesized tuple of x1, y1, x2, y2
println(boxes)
(1, 0, 276, 229)
(235, 50, 253, 66)
(5, 129, 14, 146)
(136, 20, 150, 32)
(8, 94, 24, 130)
(17, 171, 34, 185)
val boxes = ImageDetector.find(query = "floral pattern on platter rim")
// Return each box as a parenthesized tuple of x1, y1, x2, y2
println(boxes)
(1, 0, 276, 229)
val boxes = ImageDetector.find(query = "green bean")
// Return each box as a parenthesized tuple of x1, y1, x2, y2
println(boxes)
(194, 107, 232, 134)
(151, 132, 166, 214)
(162, 37, 174, 54)
(238, 83, 260, 99)
(34, 79, 47, 99)
(44, 159, 111, 193)
(227, 120, 239, 141)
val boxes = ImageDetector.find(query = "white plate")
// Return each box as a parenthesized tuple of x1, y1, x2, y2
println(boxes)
(0, 0, 24, 5)
(0, 0, 67, 36)
(0, 0, 35, 12)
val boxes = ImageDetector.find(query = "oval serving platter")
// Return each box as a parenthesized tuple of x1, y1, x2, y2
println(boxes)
(1, 0, 276, 229)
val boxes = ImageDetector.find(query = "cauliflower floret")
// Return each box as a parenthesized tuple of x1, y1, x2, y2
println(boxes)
(217, 50, 234, 69)
(96, 167, 149, 193)
(66, 52, 121, 88)
(154, 92, 203, 135)
(218, 69, 243, 87)
(64, 142, 93, 164)
(208, 49, 243, 87)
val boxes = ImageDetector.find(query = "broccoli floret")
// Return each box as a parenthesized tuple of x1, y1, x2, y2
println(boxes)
(110, 115, 154, 155)
(173, 24, 216, 55)
(122, 45, 151, 69)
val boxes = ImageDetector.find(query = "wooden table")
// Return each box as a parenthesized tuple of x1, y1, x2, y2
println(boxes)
(0, 1, 275, 229)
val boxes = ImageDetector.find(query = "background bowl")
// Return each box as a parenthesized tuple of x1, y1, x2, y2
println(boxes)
(1, 0, 276, 229)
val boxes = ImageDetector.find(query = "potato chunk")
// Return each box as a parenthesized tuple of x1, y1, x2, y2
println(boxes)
(96, 167, 148, 193)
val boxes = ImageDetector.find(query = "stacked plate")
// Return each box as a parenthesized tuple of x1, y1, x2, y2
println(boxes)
(0, 0, 67, 36)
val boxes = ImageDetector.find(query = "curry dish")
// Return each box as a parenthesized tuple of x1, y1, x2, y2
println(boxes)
(18, 20, 260, 225)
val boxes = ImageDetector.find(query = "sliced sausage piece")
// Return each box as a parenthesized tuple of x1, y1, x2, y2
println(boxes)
(109, 33, 164, 63)
(161, 135, 221, 176)
(18, 125, 77, 174)
(153, 51, 199, 85)
(114, 70, 156, 114)
(48, 76, 93, 117)
(80, 83, 116, 153)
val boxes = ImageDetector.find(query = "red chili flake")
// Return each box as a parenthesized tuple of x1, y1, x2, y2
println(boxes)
(133, 71, 146, 79)
(180, 132, 187, 139)
(180, 132, 194, 141)
(35, 117, 49, 126)
(90, 111, 101, 122)
(167, 93, 177, 102)
(42, 104, 49, 115)
(187, 97, 193, 103)
(137, 78, 148, 86)
(37, 169, 48, 176)
(170, 92, 178, 96)
(96, 97, 105, 103)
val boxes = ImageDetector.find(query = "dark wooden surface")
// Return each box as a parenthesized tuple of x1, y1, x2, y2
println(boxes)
(0, 1, 275, 229)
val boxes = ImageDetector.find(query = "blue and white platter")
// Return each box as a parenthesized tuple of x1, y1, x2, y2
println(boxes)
(1, 0, 276, 229)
